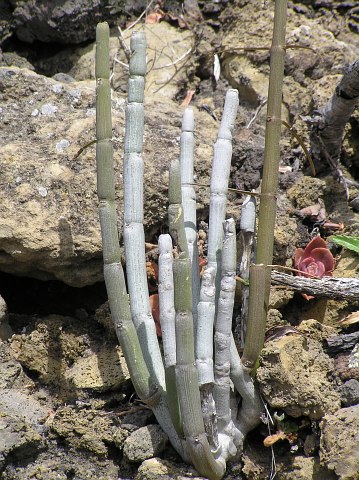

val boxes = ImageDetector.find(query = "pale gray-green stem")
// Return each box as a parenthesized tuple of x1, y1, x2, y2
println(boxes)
(237, 195, 256, 348)
(123, 31, 165, 390)
(96, 24, 186, 458)
(214, 219, 236, 431)
(158, 234, 182, 435)
(96, 22, 153, 403)
(169, 159, 225, 480)
(180, 107, 200, 337)
(196, 90, 239, 387)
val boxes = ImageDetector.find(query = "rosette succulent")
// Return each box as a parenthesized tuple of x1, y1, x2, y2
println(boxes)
(294, 236, 335, 299)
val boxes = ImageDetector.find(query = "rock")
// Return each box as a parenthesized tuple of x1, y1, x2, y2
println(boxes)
(320, 405, 359, 479)
(0, 294, 12, 341)
(49, 405, 115, 457)
(0, 413, 42, 469)
(135, 457, 205, 480)
(0, 389, 50, 432)
(221, 1, 359, 116)
(121, 408, 156, 433)
(296, 319, 337, 343)
(0, 51, 35, 70)
(113, 427, 130, 450)
(0, 360, 22, 388)
(10, 0, 119, 44)
(335, 350, 359, 382)
(241, 447, 335, 480)
(340, 379, 359, 407)
(269, 289, 294, 310)
(10, 314, 130, 391)
(123, 425, 169, 463)
(1, 448, 120, 480)
(65, 345, 130, 392)
(67, 22, 195, 100)
(257, 334, 341, 420)
(287, 176, 327, 210)
(0, 62, 218, 286)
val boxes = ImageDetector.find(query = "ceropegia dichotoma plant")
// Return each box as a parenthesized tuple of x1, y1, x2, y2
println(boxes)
(95, 1, 287, 477)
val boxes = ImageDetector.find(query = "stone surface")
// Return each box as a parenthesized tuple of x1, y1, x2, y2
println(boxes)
(10, 0, 121, 44)
(123, 425, 169, 463)
(49, 405, 115, 456)
(0, 59, 216, 286)
(340, 379, 359, 407)
(0, 360, 22, 388)
(66, 22, 195, 100)
(135, 457, 206, 480)
(0, 389, 50, 432)
(1, 448, 120, 480)
(241, 448, 336, 480)
(287, 177, 327, 210)
(320, 405, 359, 480)
(221, 0, 359, 119)
(257, 334, 341, 420)
(0, 413, 42, 470)
(65, 345, 129, 392)
(0, 294, 12, 340)
(9, 314, 129, 391)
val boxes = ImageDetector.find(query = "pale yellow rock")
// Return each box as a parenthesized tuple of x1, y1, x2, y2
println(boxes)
(257, 334, 341, 420)
(66, 345, 129, 392)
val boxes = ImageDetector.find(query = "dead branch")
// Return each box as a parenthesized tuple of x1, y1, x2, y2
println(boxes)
(308, 58, 359, 184)
(271, 271, 359, 301)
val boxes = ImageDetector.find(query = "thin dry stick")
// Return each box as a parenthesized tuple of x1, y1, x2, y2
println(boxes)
(271, 271, 359, 301)
(124, 0, 155, 32)
(151, 46, 193, 70)
(246, 99, 267, 129)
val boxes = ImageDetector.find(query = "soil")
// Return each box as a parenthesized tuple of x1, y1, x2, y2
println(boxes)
(0, 1, 359, 479)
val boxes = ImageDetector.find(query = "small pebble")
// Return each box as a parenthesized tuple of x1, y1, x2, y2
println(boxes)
(41, 104, 57, 116)
(56, 139, 70, 152)
(38, 186, 48, 197)
(69, 89, 81, 100)
(340, 379, 359, 407)
(52, 84, 63, 94)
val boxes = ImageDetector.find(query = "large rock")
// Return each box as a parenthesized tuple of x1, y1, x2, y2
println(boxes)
(0, 413, 42, 470)
(10, 0, 120, 44)
(320, 405, 359, 480)
(0, 42, 217, 286)
(9, 314, 130, 391)
(221, 1, 359, 112)
(257, 332, 341, 420)
(0, 389, 50, 431)
(49, 405, 115, 456)
(135, 457, 206, 480)
(123, 425, 168, 463)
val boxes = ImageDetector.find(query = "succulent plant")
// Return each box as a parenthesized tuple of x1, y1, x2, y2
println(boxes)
(294, 236, 335, 279)
(95, 0, 287, 477)
(294, 236, 335, 300)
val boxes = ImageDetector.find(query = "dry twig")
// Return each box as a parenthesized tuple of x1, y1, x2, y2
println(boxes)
(271, 271, 359, 301)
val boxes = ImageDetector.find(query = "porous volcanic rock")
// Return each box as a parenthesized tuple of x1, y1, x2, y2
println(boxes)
(9, 314, 130, 391)
(123, 425, 169, 463)
(0, 56, 218, 286)
(257, 333, 341, 420)
(10, 0, 117, 44)
(320, 405, 359, 480)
